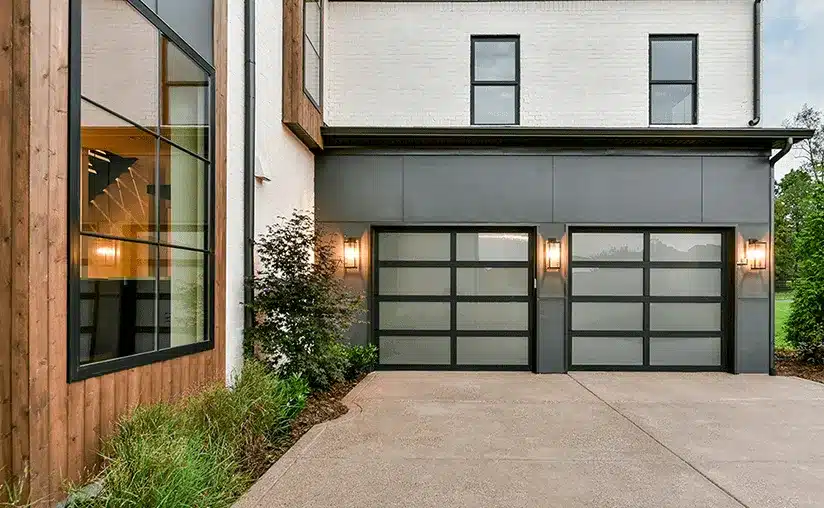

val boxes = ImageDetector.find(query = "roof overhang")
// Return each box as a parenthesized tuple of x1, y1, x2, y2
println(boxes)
(321, 127, 813, 151)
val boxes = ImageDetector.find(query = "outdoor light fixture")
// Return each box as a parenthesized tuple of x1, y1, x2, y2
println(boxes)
(746, 239, 767, 270)
(343, 237, 360, 270)
(545, 238, 561, 271)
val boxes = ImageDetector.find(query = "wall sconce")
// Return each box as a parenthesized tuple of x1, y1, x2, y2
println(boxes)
(545, 238, 561, 271)
(94, 239, 118, 267)
(343, 237, 360, 270)
(745, 239, 767, 270)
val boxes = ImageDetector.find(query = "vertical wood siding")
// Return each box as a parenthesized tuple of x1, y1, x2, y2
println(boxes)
(0, 0, 228, 503)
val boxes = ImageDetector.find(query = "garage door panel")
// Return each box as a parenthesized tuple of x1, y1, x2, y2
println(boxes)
(649, 337, 721, 366)
(649, 233, 722, 262)
(456, 267, 528, 296)
(379, 302, 451, 330)
(571, 302, 644, 331)
(649, 303, 721, 332)
(571, 233, 644, 262)
(571, 268, 643, 296)
(378, 232, 451, 261)
(456, 302, 529, 331)
(572, 337, 644, 366)
(379, 336, 451, 365)
(649, 268, 721, 297)
(457, 336, 529, 365)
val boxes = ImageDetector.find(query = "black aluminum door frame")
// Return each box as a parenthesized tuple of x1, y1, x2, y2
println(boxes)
(567, 227, 735, 372)
(372, 226, 536, 371)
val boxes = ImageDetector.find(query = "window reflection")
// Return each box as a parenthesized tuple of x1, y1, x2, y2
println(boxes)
(162, 39, 210, 158)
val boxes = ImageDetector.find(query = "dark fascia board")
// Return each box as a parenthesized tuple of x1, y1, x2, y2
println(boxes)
(320, 126, 814, 151)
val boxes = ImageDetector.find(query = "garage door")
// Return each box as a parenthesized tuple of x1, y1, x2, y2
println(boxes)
(374, 228, 534, 370)
(568, 229, 730, 370)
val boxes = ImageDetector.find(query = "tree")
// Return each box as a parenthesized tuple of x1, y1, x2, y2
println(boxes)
(784, 104, 824, 183)
(774, 169, 815, 283)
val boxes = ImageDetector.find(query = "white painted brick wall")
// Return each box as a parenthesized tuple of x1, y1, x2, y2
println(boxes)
(326, 0, 754, 127)
(225, 0, 316, 383)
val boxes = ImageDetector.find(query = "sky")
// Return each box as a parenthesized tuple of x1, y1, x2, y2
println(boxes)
(763, 0, 824, 179)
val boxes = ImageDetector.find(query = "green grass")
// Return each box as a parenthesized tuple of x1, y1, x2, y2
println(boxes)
(775, 297, 793, 351)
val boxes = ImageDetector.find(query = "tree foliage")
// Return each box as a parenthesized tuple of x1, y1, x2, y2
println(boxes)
(775, 169, 815, 283)
(784, 184, 824, 358)
(784, 104, 824, 183)
(244, 211, 363, 389)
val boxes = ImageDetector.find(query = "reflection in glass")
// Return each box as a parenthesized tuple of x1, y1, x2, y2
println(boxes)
(650, 303, 720, 331)
(457, 232, 528, 261)
(571, 268, 643, 296)
(650, 337, 721, 366)
(474, 40, 517, 81)
(162, 39, 210, 158)
(80, 100, 156, 242)
(651, 84, 694, 125)
(457, 268, 527, 296)
(571, 233, 644, 261)
(650, 269, 721, 297)
(304, 37, 321, 106)
(378, 233, 450, 261)
(379, 268, 450, 296)
(456, 302, 528, 331)
(650, 233, 722, 262)
(651, 39, 695, 81)
(457, 337, 528, 365)
(572, 337, 643, 366)
(159, 143, 208, 250)
(79, 237, 156, 364)
(81, 0, 159, 129)
(379, 336, 451, 365)
(572, 302, 643, 331)
(473, 85, 517, 125)
(159, 247, 206, 348)
(379, 302, 450, 330)
(304, 0, 321, 51)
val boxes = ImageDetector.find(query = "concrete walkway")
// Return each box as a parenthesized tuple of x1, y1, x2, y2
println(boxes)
(236, 372, 824, 508)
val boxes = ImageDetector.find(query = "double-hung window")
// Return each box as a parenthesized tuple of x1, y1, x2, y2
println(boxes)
(69, 0, 215, 381)
(649, 35, 698, 125)
(303, 0, 322, 108)
(471, 35, 520, 125)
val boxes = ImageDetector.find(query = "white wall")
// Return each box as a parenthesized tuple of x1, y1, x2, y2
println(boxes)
(325, 0, 754, 127)
(224, 0, 316, 384)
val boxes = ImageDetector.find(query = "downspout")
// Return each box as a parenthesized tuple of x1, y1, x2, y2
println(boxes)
(244, 0, 256, 330)
(748, 0, 762, 126)
(768, 137, 793, 375)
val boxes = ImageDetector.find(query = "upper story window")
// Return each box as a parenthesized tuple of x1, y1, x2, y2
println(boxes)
(69, 0, 215, 381)
(650, 35, 697, 125)
(471, 35, 519, 125)
(304, 0, 322, 108)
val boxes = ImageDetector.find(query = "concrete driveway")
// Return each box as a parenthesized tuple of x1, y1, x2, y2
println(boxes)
(238, 372, 824, 508)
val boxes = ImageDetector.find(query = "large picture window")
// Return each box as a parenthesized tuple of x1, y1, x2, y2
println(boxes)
(303, 0, 322, 108)
(68, 0, 215, 381)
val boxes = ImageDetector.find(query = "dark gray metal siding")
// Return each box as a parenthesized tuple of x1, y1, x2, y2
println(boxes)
(317, 151, 772, 374)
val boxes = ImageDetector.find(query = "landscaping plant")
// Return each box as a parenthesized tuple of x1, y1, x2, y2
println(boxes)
(344, 344, 378, 380)
(245, 211, 363, 389)
(785, 183, 824, 363)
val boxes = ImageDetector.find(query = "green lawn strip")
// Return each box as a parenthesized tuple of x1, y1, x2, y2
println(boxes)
(775, 298, 793, 352)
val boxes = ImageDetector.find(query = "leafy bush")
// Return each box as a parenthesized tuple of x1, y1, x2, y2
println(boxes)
(785, 184, 824, 357)
(344, 344, 378, 379)
(245, 211, 363, 389)
(68, 361, 308, 508)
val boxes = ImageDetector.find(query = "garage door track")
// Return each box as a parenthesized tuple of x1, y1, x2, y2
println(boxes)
(236, 372, 824, 508)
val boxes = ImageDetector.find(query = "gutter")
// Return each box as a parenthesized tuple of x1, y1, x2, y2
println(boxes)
(748, 0, 762, 126)
(768, 137, 794, 376)
(244, 0, 256, 330)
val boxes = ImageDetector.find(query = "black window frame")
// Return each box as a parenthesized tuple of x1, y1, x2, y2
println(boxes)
(67, 0, 216, 382)
(302, 0, 322, 111)
(470, 35, 520, 126)
(371, 226, 536, 371)
(566, 227, 735, 372)
(649, 34, 698, 126)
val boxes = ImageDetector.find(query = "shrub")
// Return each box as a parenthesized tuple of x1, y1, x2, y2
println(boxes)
(785, 184, 824, 356)
(344, 344, 378, 380)
(245, 211, 363, 389)
(68, 360, 308, 508)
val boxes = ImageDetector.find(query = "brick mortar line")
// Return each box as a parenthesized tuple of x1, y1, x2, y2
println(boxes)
(567, 374, 751, 508)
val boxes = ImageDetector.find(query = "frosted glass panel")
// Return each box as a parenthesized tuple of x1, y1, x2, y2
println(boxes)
(650, 269, 721, 297)
(457, 232, 528, 261)
(571, 233, 644, 261)
(379, 302, 450, 330)
(379, 268, 450, 296)
(457, 336, 528, 365)
(650, 303, 721, 331)
(571, 268, 643, 296)
(571, 303, 643, 331)
(378, 233, 450, 261)
(456, 302, 528, 331)
(650, 337, 721, 366)
(456, 268, 527, 296)
(572, 337, 643, 366)
(650, 233, 722, 261)
(379, 336, 451, 365)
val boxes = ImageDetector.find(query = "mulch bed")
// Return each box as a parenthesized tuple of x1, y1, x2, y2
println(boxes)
(775, 352, 824, 384)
